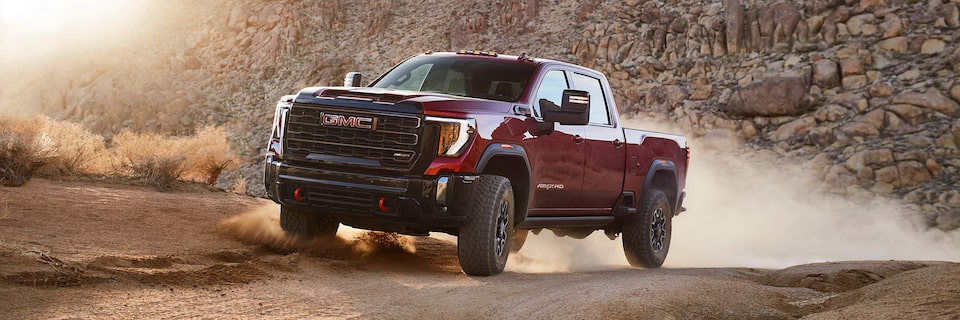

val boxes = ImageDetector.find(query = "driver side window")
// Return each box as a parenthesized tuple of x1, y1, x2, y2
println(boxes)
(532, 70, 568, 118)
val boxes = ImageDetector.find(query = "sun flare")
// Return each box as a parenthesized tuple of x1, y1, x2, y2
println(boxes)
(0, 0, 147, 66)
(0, 0, 143, 36)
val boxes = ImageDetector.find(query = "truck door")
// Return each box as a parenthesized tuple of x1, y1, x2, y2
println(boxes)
(528, 69, 586, 214)
(571, 72, 626, 210)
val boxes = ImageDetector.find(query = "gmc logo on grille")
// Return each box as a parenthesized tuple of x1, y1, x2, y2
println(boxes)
(320, 113, 375, 130)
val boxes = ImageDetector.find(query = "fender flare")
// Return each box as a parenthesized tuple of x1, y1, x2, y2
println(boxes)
(475, 144, 531, 174)
(641, 160, 679, 212)
(475, 144, 532, 222)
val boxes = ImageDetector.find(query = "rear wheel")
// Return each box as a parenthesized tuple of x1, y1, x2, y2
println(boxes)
(622, 189, 672, 268)
(457, 175, 514, 276)
(279, 206, 339, 240)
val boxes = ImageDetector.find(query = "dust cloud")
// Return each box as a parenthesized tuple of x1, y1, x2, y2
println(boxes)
(507, 115, 960, 272)
(0, 0, 149, 115)
(224, 115, 960, 272)
(218, 204, 416, 259)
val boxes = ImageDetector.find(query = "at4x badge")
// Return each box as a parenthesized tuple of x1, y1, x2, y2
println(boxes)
(320, 112, 376, 130)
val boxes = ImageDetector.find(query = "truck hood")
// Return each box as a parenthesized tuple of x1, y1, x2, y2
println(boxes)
(304, 87, 514, 116)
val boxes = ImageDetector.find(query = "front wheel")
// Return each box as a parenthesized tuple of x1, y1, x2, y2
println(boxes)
(279, 206, 339, 240)
(457, 175, 514, 276)
(622, 189, 672, 268)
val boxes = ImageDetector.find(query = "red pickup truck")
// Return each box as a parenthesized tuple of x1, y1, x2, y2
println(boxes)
(263, 51, 690, 275)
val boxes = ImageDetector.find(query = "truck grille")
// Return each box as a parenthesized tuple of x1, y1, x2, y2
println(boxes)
(284, 104, 423, 171)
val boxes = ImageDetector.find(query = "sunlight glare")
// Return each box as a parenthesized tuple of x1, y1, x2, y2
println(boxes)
(1, 0, 142, 36)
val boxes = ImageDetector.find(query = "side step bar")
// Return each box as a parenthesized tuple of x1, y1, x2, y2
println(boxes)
(517, 216, 616, 229)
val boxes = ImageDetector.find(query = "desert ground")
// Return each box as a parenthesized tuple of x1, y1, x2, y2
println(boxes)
(1, 178, 958, 319)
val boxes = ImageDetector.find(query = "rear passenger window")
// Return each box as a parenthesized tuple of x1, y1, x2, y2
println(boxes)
(570, 73, 610, 125)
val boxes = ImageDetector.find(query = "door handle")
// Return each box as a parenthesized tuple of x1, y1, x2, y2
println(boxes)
(613, 139, 624, 148)
(573, 135, 584, 144)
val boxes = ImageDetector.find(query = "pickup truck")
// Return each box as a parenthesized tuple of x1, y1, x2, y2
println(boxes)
(263, 51, 690, 276)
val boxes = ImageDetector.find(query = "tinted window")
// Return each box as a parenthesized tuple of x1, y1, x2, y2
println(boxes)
(371, 56, 536, 102)
(570, 73, 610, 125)
(533, 70, 568, 118)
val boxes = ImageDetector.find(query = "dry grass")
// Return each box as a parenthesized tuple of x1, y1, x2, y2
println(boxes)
(112, 126, 239, 190)
(181, 126, 239, 185)
(112, 130, 187, 191)
(0, 117, 58, 186)
(36, 119, 107, 176)
(0, 116, 239, 191)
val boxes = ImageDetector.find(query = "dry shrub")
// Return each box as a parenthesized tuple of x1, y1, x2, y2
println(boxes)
(111, 126, 238, 190)
(180, 126, 238, 185)
(112, 130, 186, 191)
(0, 115, 238, 190)
(0, 117, 57, 187)
(36, 119, 107, 176)
(230, 175, 248, 195)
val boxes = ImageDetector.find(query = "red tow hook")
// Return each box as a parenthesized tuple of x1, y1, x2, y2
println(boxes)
(293, 187, 306, 202)
(378, 197, 390, 212)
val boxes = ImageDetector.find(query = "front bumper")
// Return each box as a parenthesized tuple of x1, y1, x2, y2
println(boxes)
(264, 155, 476, 234)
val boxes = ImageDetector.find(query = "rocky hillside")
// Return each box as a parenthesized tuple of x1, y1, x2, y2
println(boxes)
(1, 0, 958, 229)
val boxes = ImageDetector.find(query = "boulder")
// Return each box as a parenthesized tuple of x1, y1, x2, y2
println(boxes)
(725, 0, 745, 54)
(770, 116, 817, 141)
(845, 148, 894, 171)
(886, 104, 931, 125)
(842, 75, 868, 90)
(724, 77, 811, 116)
(937, 208, 960, 231)
(951, 84, 960, 103)
(878, 36, 908, 53)
(920, 39, 946, 54)
(939, 3, 960, 27)
(861, 109, 886, 129)
(839, 58, 865, 76)
(869, 82, 894, 97)
(809, 126, 838, 147)
(880, 17, 904, 39)
(874, 165, 900, 186)
(813, 104, 853, 122)
(892, 89, 960, 116)
(943, 190, 960, 207)
(860, 0, 889, 12)
(846, 14, 875, 36)
(772, 2, 801, 47)
(812, 59, 841, 89)
(840, 122, 881, 140)
(897, 161, 932, 187)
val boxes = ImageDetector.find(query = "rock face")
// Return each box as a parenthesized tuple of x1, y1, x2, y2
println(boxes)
(4, 0, 960, 230)
(725, 77, 811, 117)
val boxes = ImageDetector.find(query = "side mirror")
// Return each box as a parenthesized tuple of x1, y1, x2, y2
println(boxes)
(542, 89, 589, 126)
(343, 72, 363, 87)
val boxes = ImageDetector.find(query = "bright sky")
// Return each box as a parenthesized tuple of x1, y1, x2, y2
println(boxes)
(0, 0, 142, 36)
(0, 0, 146, 66)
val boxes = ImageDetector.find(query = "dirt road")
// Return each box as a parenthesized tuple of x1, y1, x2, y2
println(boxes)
(1, 178, 958, 319)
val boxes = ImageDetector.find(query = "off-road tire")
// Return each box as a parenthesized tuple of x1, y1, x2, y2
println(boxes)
(279, 206, 339, 240)
(458, 175, 514, 276)
(623, 189, 672, 268)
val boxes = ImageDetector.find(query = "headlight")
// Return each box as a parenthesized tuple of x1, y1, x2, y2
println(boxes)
(269, 96, 295, 157)
(426, 116, 476, 157)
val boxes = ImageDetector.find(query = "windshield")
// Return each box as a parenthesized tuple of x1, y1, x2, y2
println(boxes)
(370, 55, 536, 102)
